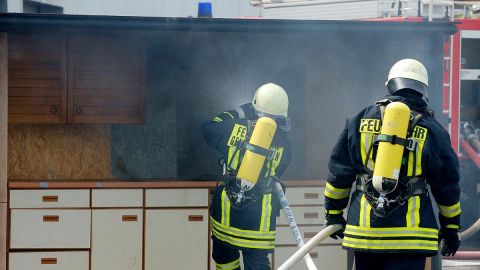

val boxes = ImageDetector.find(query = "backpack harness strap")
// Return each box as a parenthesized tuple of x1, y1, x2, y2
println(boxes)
(358, 99, 429, 216)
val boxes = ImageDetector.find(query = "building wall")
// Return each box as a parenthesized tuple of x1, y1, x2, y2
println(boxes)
(6, 0, 261, 18)
(262, 0, 381, 20)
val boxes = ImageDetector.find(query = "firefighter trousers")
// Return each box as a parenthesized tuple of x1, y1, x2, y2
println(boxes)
(212, 239, 271, 270)
(354, 251, 427, 270)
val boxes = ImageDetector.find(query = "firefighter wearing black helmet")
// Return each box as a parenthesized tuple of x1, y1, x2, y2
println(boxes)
(202, 83, 292, 270)
(324, 59, 461, 270)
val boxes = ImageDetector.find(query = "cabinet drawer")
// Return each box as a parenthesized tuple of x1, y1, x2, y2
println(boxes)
(277, 206, 324, 226)
(145, 189, 208, 207)
(9, 251, 89, 270)
(10, 209, 91, 249)
(92, 189, 143, 207)
(10, 190, 90, 208)
(284, 187, 324, 205)
(274, 246, 347, 270)
(276, 226, 340, 245)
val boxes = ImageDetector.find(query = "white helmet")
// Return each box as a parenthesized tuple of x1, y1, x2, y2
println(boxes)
(252, 83, 288, 117)
(386, 59, 429, 98)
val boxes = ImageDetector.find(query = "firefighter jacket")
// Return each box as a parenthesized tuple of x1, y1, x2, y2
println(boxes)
(202, 103, 292, 251)
(325, 94, 461, 255)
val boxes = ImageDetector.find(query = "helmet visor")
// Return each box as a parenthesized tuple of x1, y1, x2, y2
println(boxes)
(387, 78, 428, 98)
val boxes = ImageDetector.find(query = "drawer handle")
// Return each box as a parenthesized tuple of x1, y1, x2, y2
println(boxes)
(304, 212, 318, 219)
(122, 215, 138, 222)
(41, 258, 57, 264)
(304, 193, 319, 199)
(43, 215, 59, 222)
(304, 232, 317, 238)
(309, 252, 318, 258)
(42, 195, 58, 202)
(188, 215, 204, 222)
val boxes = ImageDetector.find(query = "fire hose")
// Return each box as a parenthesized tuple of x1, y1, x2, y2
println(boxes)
(277, 224, 343, 270)
(459, 138, 480, 241)
(274, 182, 318, 270)
(460, 218, 480, 241)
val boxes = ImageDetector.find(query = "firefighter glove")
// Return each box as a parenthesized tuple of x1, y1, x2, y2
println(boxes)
(325, 214, 346, 240)
(439, 228, 460, 256)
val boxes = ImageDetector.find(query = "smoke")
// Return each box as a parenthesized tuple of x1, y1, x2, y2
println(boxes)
(110, 19, 450, 180)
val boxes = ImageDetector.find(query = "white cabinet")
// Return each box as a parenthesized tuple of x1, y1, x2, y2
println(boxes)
(145, 188, 209, 207)
(7, 186, 218, 270)
(145, 209, 209, 270)
(91, 189, 143, 270)
(91, 209, 143, 270)
(10, 209, 91, 249)
(9, 251, 89, 270)
(10, 189, 90, 208)
(274, 186, 347, 270)
(9, 189, 91, 270)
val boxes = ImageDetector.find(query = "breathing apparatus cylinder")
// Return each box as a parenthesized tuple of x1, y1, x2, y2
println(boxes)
(237, 117, 277, 191)
(373, 102, 411, 194)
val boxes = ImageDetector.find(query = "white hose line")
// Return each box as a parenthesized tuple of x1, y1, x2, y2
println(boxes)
(277, 225, 343, 270)
(274, 182, 318, 270)
(460, 217, 480, 240)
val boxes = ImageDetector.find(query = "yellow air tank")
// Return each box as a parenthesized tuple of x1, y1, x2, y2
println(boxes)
(237, 117, 277, 190)
(373, 102, 410, 194)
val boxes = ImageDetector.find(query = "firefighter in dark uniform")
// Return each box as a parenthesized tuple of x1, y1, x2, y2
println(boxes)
(324, 59, 461, 270)
(202, 83, 292, 270)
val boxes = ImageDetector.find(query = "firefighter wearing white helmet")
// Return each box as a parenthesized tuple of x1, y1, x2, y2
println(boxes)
(324, 59, 461, 270)
(202, 83, 292, 270)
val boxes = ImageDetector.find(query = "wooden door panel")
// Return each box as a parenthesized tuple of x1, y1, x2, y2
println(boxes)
(8, 34, 67, 124)
(68, 35, 145, 124)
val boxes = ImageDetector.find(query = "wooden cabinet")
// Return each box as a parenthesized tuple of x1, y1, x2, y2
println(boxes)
(7, 34, 145, 124)
(8, 34, 67, 124)
(68, 35, 145, 124)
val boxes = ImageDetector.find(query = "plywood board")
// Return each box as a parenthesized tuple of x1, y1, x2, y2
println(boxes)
(8, 124, 112, 180)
